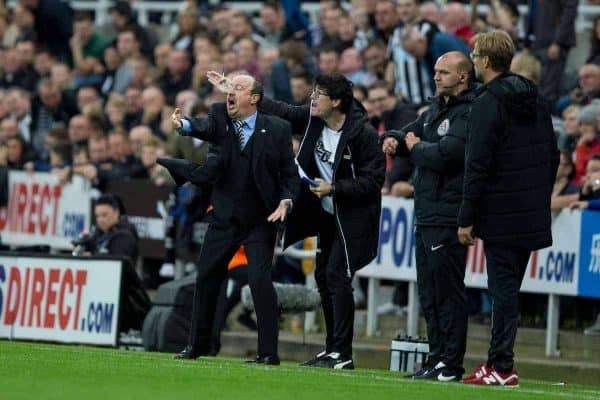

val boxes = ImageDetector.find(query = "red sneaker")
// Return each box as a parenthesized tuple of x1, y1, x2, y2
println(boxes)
(462, 366, 519, 387)
(462, 364, 489, 384)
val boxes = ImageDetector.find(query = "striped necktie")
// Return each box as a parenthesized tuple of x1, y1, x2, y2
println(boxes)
(233, 120, 245, 149)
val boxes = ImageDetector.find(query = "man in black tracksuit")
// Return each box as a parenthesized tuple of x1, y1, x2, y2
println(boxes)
(459, 31, 559, 386)
(260, 74, 386, 369)
(382, 51, 476, 382)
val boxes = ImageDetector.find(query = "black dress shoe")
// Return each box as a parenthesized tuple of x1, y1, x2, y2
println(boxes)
(174, 345, 203, 360)
(245, 355, 280, 365)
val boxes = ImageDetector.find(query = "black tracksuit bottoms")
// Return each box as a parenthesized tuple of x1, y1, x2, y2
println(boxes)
(484, 243, 531, 373)
(315, 211, 355, 359)
(415, 226, 468, 374)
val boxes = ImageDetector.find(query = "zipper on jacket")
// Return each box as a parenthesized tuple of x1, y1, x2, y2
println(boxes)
(333, 145, 353, 279)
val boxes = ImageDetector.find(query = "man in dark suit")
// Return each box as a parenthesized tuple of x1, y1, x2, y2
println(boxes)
(168, 73, 300, 365)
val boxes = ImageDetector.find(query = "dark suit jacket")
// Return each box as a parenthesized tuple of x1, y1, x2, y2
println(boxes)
(180, 103, 300, 227)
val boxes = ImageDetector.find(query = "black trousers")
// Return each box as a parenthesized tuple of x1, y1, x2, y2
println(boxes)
(315, 211, 355, 358)
(210, 265, 249, 351)
(484, 243, 531, 373)
(415, 226, 468, 374)
(189, 222, 279, 356)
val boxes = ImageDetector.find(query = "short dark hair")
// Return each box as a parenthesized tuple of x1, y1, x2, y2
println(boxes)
(315, 74, 354, 114)
(263, 0, 282, 12)
(251, 79, 264, 102)
(74, 10, 94, 23)
(368, 80, 394, 96)
(290, 68, 314, 85)
(95, 193, 126, 215)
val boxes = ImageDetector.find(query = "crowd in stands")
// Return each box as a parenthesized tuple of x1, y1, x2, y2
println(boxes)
(0, 0, 599, 333)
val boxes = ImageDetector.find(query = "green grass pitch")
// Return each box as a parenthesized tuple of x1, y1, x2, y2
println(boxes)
(1, 341, 599, 400)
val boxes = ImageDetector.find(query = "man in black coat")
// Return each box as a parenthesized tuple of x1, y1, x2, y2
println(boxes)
(259, 73, 385, 369)
(169, 73, 300, 365)
(459, 31, 559, 387)
(382, 51, 477, 382)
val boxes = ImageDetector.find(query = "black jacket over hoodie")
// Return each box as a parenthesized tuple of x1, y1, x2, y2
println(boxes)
(385, 85, 478, 227)
(458, 73, 559, 250)
(259, 98, 386, 275)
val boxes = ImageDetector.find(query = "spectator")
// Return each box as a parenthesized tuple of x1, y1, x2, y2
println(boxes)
(319, 5, 343, 49)
(367, 81, 418, 197)
(574, 103, 600, 185)
(0, 118, 20, 143)
(159, 49, 192, 106)
(237, 38, 262, 79)
(587, 16, 600, 65)
(109, 0, 156, 59)
(260, 0, 294, 47)
(70, 11, 111, 85)
(21, 0, 73, 62)
(289, 69, 313, 106)
(6, 134, 35, 169)
(76, 85, 103, 114)
(141, 86, 168, 140)
(101, 128, 148, 187)
(318, 46, 340, 76)
(30, 78, 77, 160)
(129, 125, 153, 157)
(271, 40, 315, 103)
(337, 11, 359, 52)
(338, 47, 376, 88)
(557, 105, 581, 153)
(510, 49, 541, 84)
(224, 11, 267, 50)
(387, 1, 440, 105)
(528, 0, 578, 106)
(374, 0, 401, 43)
(419, 2, 442, 26)
(140, 137, 172, 186)
(105, 93, 127, 129)
(117, 87, 141, 131)
(557, 64, 600, 114)
(172, 6, 200, 52)
(152, 42, 172, 83)
(87, 133, 109, 164)
(33, 47, 56, 78)
(99, 45, 122, 96)
(0, 47, 38, 92)
(551, 151, 579, 211)
(401, 25, 471, 82)
(174, 90, 199, 118)
(127, 57, 151, 90)
(2, 3, 34, 49)
(441, 2, 474, 46)
(368, 81, 419, 132)
(4, 88, 32, 144)
(68, 114, 93, 146)
(571, 154, 600, 209)
(363, 40, 388, 81)
(470, 0, 519, 42)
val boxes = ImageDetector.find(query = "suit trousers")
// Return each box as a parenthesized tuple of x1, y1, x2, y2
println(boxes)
(315, 211, 355, 358)
(415, 226, 468, 374)
(189, 222, 279, 356)
(484, 243, 531, 373)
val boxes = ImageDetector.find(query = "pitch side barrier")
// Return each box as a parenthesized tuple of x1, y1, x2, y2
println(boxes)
(0, 252, 129, 347)
(0, 171, 172, 260)
(357, 197, 600, 357)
